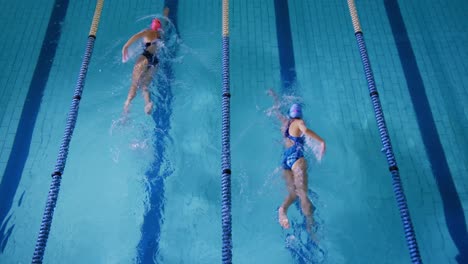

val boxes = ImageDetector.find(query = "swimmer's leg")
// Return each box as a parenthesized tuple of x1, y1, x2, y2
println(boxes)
(140, 66, 157, 115)
(292, 158, 314, 232)
(124, 58, 146, 113)
(279, 169, 296, 229)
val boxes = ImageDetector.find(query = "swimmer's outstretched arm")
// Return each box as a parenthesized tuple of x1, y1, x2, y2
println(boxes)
(267, 88, 288, 125)
(157, 7, 170, 40)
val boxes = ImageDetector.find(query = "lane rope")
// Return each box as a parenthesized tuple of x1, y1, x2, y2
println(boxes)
(31, 1, 104, 263)
(346, 1, 423, 263)
(221, 0, 232, 263)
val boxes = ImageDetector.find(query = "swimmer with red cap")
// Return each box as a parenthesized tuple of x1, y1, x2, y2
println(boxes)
(121, 7, 169, 115)
(151, 17, 162, 31)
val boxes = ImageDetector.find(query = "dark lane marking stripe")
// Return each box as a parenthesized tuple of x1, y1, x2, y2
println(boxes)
(274, 0, 297, 95)
(0, 0, 70, 252)
(136, 1, 178, 263)
(384, 1, 468, 262)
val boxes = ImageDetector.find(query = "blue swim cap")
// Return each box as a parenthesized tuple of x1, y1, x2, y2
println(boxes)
(289, 103, 302, 119)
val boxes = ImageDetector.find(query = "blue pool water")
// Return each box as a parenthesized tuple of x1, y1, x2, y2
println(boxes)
(0, 0, 467, 263)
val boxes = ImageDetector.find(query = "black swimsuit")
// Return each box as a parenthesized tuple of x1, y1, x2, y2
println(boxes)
(142, 42, 159, 67)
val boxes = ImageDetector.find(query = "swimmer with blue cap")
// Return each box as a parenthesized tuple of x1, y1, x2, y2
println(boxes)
(268, 89, 326, 232)
(289, 103, 303, 119)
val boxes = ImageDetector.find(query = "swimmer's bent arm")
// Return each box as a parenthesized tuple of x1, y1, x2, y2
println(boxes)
(122, 30, 147, 62)
(298, 120, 325, 144)
(123, 30, 147, 48)
(299, 120, 327, 154)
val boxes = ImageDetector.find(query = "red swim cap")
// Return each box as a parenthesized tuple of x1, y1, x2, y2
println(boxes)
(151, 18, 161, 31)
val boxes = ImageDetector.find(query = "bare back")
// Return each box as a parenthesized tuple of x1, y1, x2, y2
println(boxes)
(283, 119, 304, 148)
(142, 30, 161, 54)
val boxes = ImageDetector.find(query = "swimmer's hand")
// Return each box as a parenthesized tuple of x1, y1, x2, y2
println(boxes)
(267, 88, 280, 105)
(267, 88, 277, 98)
(310, 138, 326, 162)
(321, 141, 326, 154)
(122, 46, 129, 63)
(317, 142, 326, 162)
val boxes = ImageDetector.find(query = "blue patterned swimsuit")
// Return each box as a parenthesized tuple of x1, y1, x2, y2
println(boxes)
(282, 120, 305, 170)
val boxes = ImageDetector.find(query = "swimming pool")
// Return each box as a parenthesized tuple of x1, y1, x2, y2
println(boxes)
(0, 0, 467, 263)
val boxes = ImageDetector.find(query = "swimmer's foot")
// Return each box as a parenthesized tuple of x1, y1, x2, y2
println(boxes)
(123, 100, 131, 113)
(278, 207, 290, 229)
(306, 216, 319, 244)
(145, 102, 153, 115)
(306, 216, 314, 233)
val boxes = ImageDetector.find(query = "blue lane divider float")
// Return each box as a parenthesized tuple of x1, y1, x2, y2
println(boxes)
(32, 34, 97, 264)
(346, 0, 422, 263)
(356, 31, 422, 264)
(32, 0, 104, 262)
(221, 1, 232, 263)
(32, 30, 96, 264)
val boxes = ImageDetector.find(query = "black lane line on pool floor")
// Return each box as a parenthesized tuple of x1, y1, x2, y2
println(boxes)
(274, 0, 297, 95)
(384, 0, 468, 262)
(136, 1, 179, 263)
(0, 0, 70, 252)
